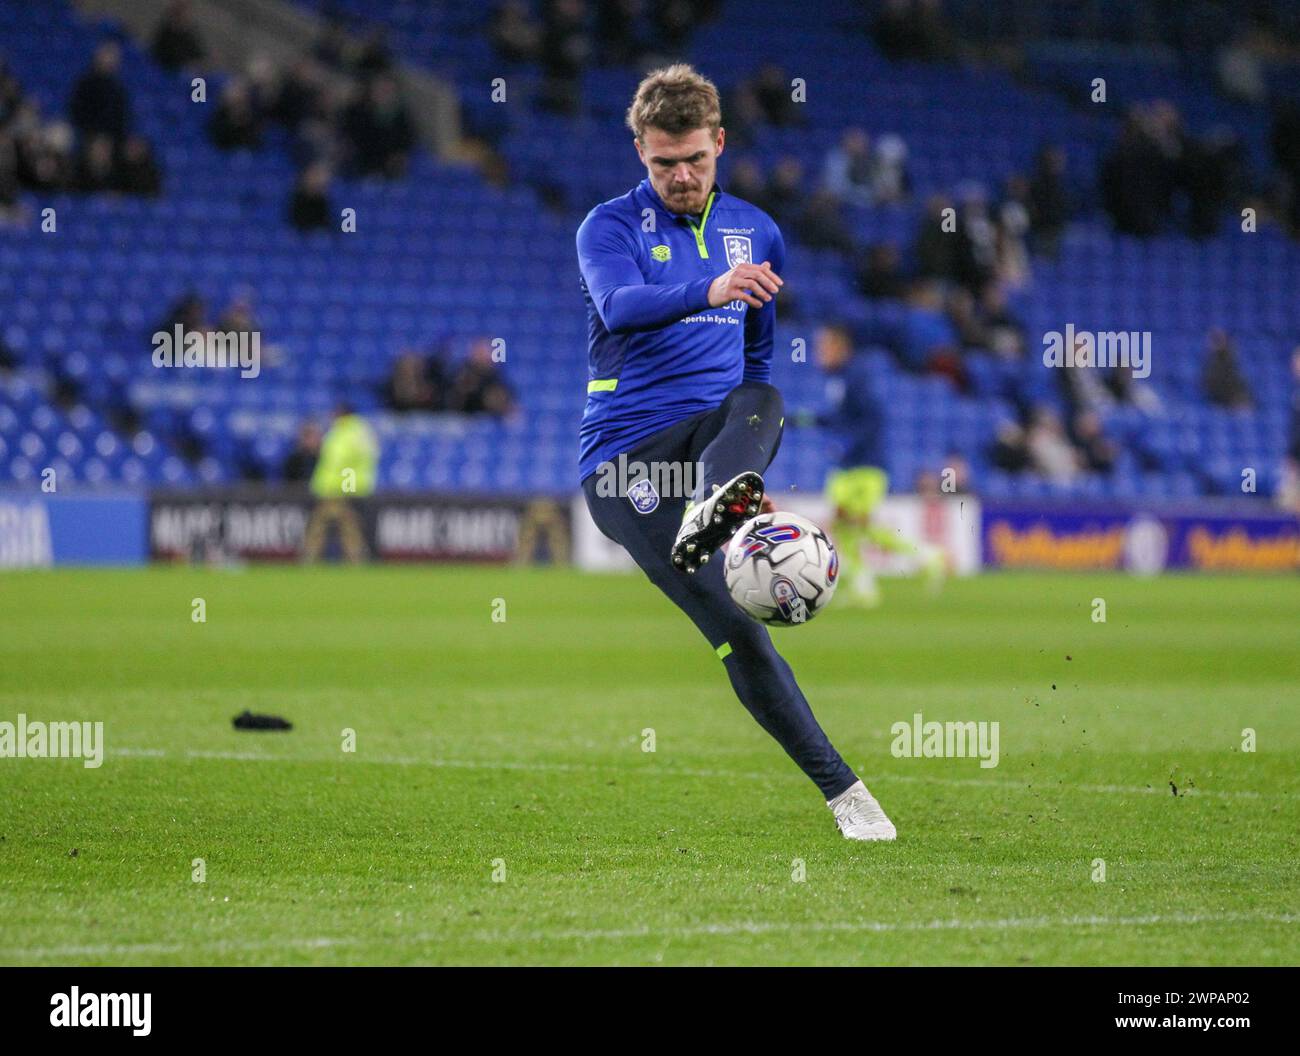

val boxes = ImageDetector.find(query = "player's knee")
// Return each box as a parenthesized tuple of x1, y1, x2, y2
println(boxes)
(730, 381, 784, 422)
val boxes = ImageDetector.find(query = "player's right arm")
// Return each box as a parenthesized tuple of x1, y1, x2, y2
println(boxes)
(576, 209, 781, 335)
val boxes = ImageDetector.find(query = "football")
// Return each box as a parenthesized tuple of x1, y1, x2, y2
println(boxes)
(724, 512, 839, 626)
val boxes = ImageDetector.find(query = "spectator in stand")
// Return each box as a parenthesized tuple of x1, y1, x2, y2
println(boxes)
(914, 193, 958, 281)
(70, 40, 131, 144)
(282, 421, 321, 483)
(1203, 329, 1253, 410)
(1271, 100, 1300, 236)
(995, 188, 1031, 290)
(980, 284, 1026, 362)
(954, 186, 997, 295)
(74, 134, 116, 193)
(447, 338, 514, 416)
(594, 0, 642, 67)
(764, 156, 805, 223)
(856, 242, 906, 300)
(289, 162, 333, 231)
(872, 0, 955, 61)
(1026, 407, 1081, 482)
(218, 289, 258, 335)
(990, 420, 1031, 473)
(385, 351, 445, 412)
(1071, 410, 1118, 473)
(1029, 145, 1069, 256)
(115, 134, 161, 195)
(344, 74, 415, 177)
(870, 134, 910, 204)
(538, 0, 591, 116)
(822, 127, 873, 206)
(1101, 104, 1180, 237)
(720, 81, 763, 150)
(1281, 346, 1300, 511)
(210, 80, 263, 151)
(796, 189, 857, 257)
(752, 63, 802, 128)
(151, 0, 207, 71)
(1106, 364, 1163, 414)
(491, 0, 541, 63)
(727, 157, 770, 215)
(900, 280, 966, 390)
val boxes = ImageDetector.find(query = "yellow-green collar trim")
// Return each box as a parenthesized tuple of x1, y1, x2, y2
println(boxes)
(686, 191, 716, 259)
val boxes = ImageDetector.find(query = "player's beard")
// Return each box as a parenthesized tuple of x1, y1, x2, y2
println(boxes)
(665, 182, 707, 215)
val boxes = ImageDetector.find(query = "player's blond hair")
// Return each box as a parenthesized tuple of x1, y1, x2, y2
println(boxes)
(625, 64, 722, 141)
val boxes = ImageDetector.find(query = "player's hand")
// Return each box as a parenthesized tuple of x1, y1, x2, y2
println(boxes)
(707, 260, 783, 309)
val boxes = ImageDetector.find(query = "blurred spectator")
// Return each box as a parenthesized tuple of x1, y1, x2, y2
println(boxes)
(900, 281, 965, 389)
(1028, 146, 1069, 256)
(727, 157, 771, 214)
(115, 135, 161, 195)
(74, 134, 116, 193)
(157, 290, 209, 336)
(954, 186, 997, 295)
(1026, 407, 1080, 482)
(752, 63, 801, 128)
(765, 156, 805, 223)
(823, 128, 873, 206)
(447, 339, 514, 416)
(595, 0, 642, 67)
(721, 81, 763, 150)
(344, 75, 415, 177)
(289, 162, 332, 231)
(70, 41, 131, 143)
(795, 190, 856, 256)
(990, 420, 1031, 473)
(1106, 364, 1163, 415)
(282, 422, 321, 483)
(354, 29, 394, 79)
(870, 134, 910, 204)
(492, 0, 541, 63)
(218, 289, 258, 335)
(210, 80, 263, 151)
(538, 0, 591, 116)
(994, 190, 1031, 289)
(914, 194, 958, 280)
(1203, 329, 1252, 410)
(385, 350, 445, 412)
(1282, 347, 1300, 510)
(856, 242, 906, 300)
(872, 0, 955, 61)
(151, 0, 207, 71)
(980, 284, 1026, 361)
(1271, 100, 1300, 236)
(1071, 411, 1117, 473)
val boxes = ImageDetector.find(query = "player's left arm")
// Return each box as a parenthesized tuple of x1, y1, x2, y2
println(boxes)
(742, 222, 786, 383)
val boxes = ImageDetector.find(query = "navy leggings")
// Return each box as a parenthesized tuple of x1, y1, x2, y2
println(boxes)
(581, 382, 858, 799)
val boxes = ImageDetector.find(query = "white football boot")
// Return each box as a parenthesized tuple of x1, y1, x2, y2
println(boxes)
(827, 780, 897, 841)
(671, 471, 764, 574)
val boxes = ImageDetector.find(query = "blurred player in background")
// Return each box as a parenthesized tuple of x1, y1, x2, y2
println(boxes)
(813, 323, 945, 606)
(576, 65, 895, 840)
(303, 402, 379, 562)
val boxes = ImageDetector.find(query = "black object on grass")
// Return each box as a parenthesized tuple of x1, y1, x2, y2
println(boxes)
(232, 710, 293, 731)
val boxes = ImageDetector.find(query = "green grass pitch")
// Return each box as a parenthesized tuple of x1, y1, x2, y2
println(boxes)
(0, 566, 1296, 966)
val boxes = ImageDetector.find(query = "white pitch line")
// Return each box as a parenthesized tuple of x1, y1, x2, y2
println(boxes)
(5, 910, 1297, 962)
(108, 746, 1278, 800)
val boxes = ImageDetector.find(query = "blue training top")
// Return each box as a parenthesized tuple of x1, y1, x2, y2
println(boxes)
(575, 177, 785, 482)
